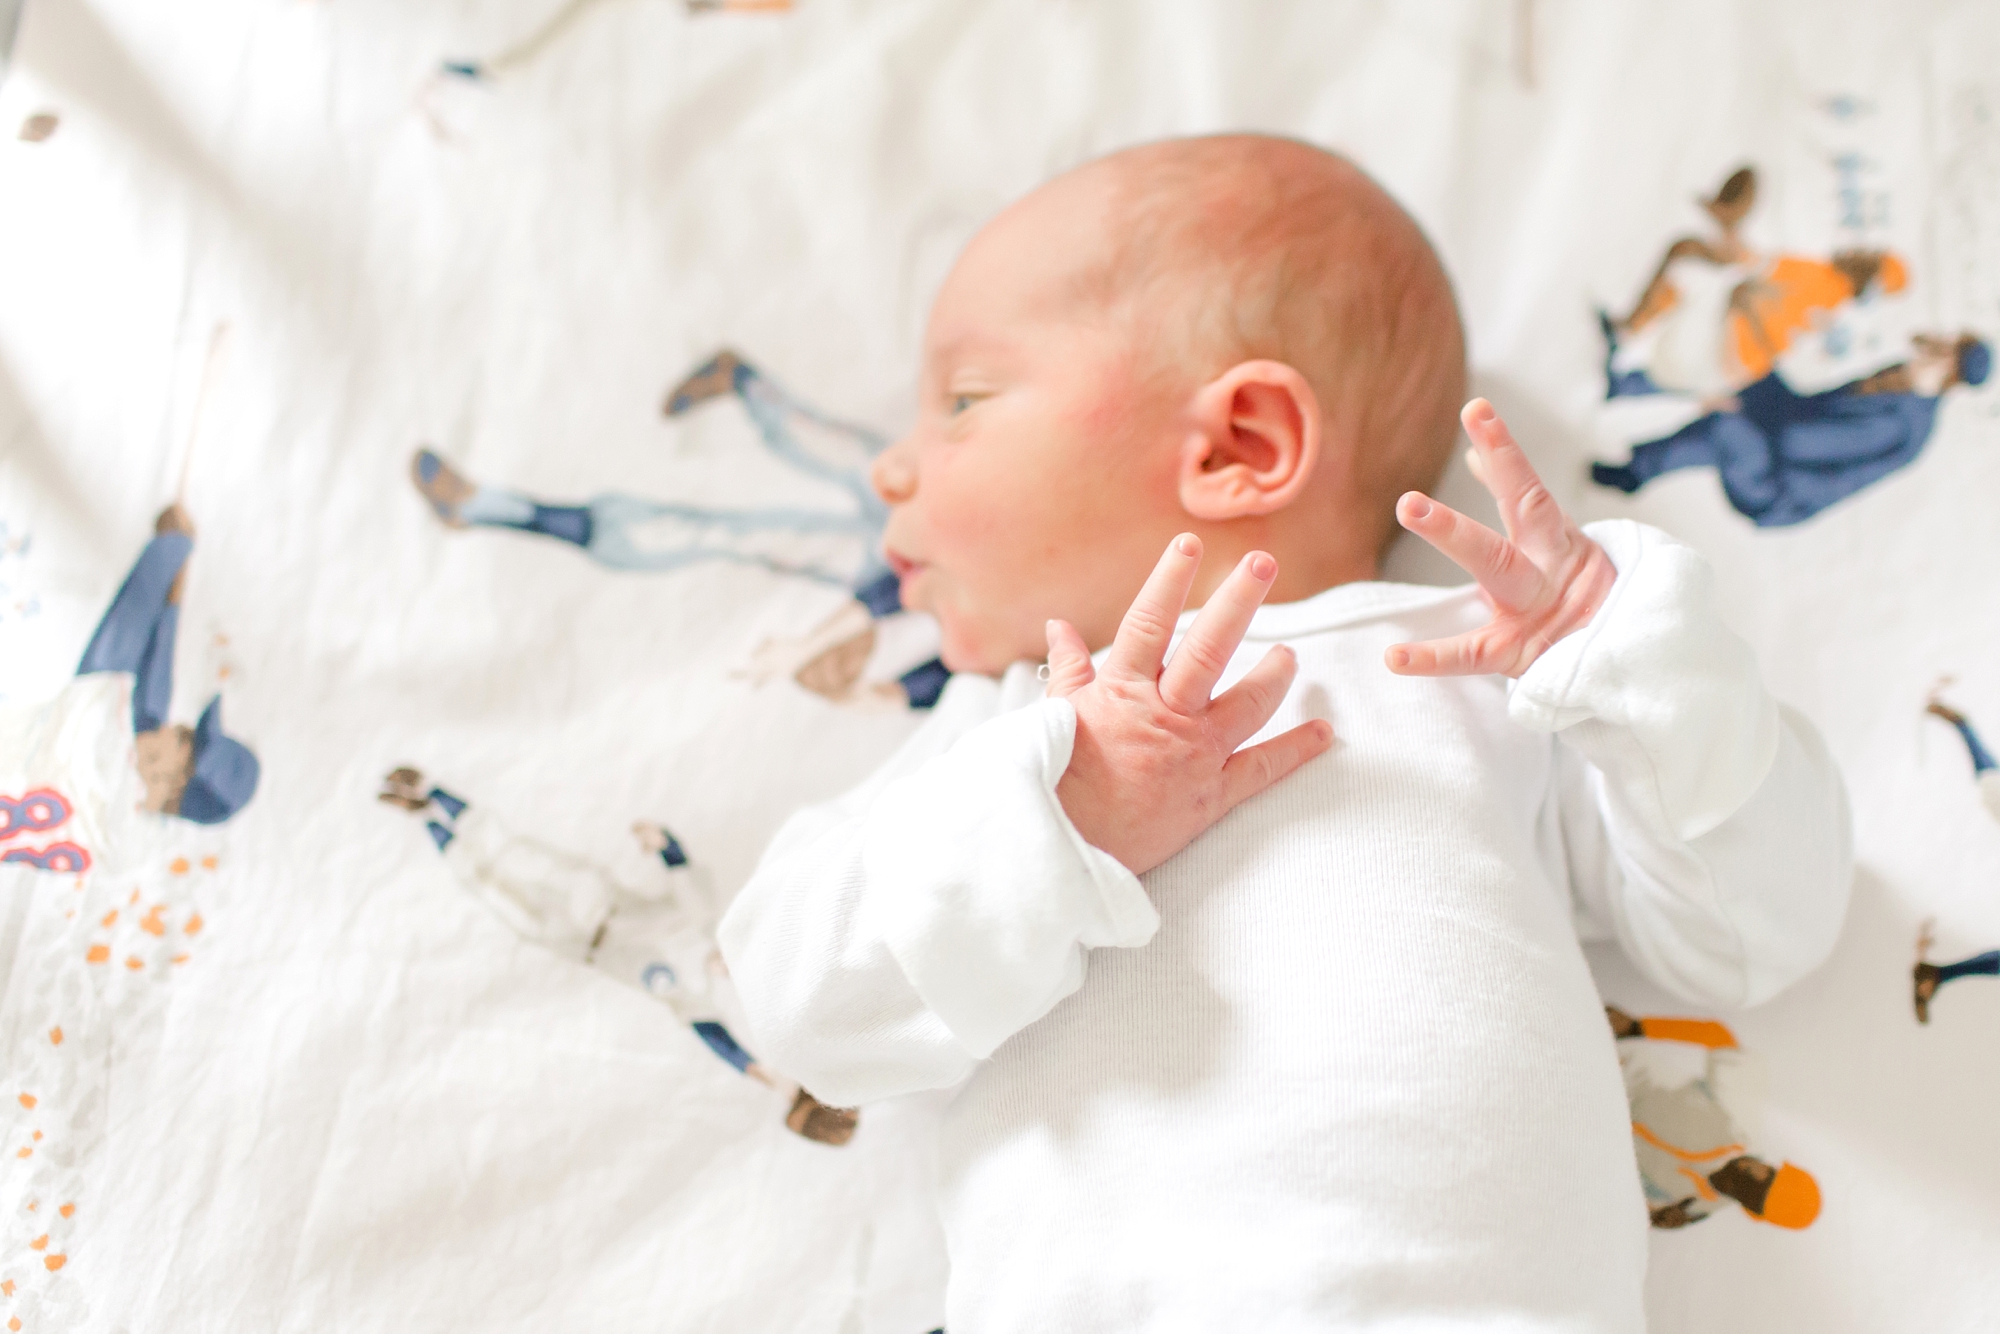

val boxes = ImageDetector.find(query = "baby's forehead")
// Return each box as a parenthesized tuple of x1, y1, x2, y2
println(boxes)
(965, 176, 1125, 282)
(927, 194, 1129, 342)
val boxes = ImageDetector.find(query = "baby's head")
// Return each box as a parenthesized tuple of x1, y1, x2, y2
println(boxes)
(873, 134, 1466, 673)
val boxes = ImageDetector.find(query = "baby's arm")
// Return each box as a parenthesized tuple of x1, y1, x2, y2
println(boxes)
(721, 545, 1327, 1107)
(719, 675, 1150, 1107)
(1524, 529, 1850, 1006)
(1393, 401, 1851, 1007)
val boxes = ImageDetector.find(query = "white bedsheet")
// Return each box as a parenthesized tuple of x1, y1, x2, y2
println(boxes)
(0, 0, 1996, 1329)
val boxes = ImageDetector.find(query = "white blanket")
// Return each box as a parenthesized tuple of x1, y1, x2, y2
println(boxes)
(0, 0, 1995, 1329)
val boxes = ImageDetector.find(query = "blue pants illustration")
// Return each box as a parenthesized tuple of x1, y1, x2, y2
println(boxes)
(416, 354, 889, 589)
(1925, 697, 2000, 822)
(1933, 952, 2000, 985)
(76, 531, 192, 736)
(692, 1020, 756, 1074)
(1592, 371, 1941, 527)
(1917, 947, 2000, 1024)
(1930, 701, 1997, 776)
(71, 523, 259, 824)
(415, 783, 470, 853)
(1597, 310, 1663, 400)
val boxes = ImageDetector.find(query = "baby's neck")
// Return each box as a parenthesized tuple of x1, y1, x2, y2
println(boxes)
(1185, 534, 1380, 610)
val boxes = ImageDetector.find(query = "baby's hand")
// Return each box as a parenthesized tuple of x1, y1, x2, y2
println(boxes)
(1387, 398, 1617, 679)
(1045, 535, 1334, 876)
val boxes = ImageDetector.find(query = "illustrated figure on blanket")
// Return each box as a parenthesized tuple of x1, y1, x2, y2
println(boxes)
(422, 1, 794, 143)
(1924, 688, 2000, 821)
(1591, 330, 1992, 527)
(0, 507, 233, 1321)
(411, 349, 949, 709)
(1908, 691, 2000, 1023)
(1606, 1007, 1821, 1231)
(0, 506, 260, 878)
(1591, 161, 1994, 526)
(1912, 919, 1999, 1025)
(376, 767, 858, 1145)
(1599, 166, 1911, 401)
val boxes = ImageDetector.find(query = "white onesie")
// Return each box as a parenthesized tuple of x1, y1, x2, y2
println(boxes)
(718, 520, 1852, 1333)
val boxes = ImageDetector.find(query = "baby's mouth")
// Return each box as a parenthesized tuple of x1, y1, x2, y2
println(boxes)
(886, 550, 924, 582)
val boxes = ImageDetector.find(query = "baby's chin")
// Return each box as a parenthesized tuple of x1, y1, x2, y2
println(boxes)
(936, 630, 1010, 678)
(934, 609, 1040, 677)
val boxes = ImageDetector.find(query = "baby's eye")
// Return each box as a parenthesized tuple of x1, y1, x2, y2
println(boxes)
(948, 392, 983, 416)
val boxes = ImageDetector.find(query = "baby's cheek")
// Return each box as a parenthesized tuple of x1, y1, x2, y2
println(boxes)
(1073, 381, 1137, 442)
(927, 472, 1014, 577)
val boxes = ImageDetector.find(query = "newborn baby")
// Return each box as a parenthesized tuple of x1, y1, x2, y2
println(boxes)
(719, 135, 1851, 1331)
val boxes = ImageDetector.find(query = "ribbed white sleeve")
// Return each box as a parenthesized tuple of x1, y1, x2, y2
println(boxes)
(717, 665, 1156, 1107)
(1514, 520, 1854, 1007)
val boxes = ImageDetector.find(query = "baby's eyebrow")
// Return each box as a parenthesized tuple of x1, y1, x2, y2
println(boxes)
(927, 325, 1016, 368)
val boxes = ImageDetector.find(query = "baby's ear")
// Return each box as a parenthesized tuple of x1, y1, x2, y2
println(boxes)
(1178, 360, 1320, 520)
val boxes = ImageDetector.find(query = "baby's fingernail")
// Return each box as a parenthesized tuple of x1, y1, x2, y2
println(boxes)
(1388, 647, 1410, 668)
(1404, 495, 1432, 519)
(1248, 553, 1276, 580)
(1175, 533, 1199, 556)
(1466, 398, 1494, 424)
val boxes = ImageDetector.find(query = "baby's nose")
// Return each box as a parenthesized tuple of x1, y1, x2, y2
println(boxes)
(871, 441, 918, 505)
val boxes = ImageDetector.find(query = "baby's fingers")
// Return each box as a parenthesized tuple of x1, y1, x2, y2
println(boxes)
(1044, 619, 1096, 698)
(1217, 720, 1334, 813)
(1160, 551, 1278, 715)
(1396, 492, 1542, 612)
(1205, 644, 1299, 750)
(1463, 399, 1566, 552)
(1385, 628, 1510, 678)
(1104, 534, 1202, 682)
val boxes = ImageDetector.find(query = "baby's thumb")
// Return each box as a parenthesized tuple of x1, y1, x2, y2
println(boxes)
(1043, 619, 1095, 697)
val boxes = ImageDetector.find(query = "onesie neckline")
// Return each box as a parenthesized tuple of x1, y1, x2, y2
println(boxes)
(1177, 579, 1478, 642)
